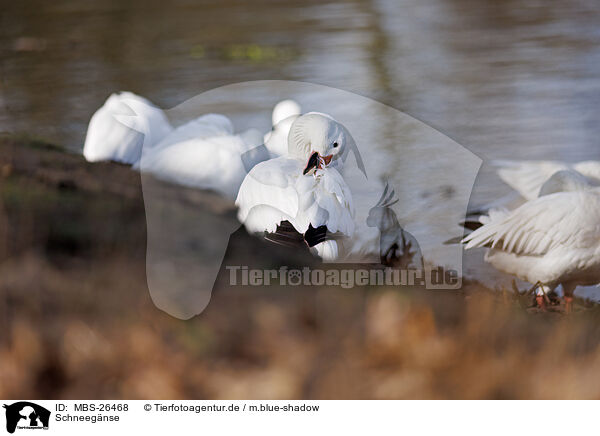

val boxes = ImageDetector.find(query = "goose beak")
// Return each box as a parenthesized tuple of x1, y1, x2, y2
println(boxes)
(303, 152, 320, 175)
(303, 152, 334, 175)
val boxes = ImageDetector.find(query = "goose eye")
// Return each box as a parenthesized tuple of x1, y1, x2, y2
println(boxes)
(333, 142, 338, 148)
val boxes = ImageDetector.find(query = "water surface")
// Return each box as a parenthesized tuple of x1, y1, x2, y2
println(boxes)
(2, 0, 599, 294)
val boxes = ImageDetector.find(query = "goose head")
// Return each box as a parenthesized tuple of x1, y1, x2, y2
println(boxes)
(538, 169, 591, 197)
(288, 112, 347, 175)
(272, 99, 301, 127)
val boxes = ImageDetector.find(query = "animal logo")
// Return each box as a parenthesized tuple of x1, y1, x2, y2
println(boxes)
(367, 183, 424, 270)
(3, 402, 50, 434)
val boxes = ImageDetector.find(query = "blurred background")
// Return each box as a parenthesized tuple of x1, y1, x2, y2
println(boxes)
(1, 0, 600, 399)
(3, 0, 600, 162)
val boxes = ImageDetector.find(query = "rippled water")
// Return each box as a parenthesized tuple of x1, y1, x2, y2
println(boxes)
(2, 0, 600, 293)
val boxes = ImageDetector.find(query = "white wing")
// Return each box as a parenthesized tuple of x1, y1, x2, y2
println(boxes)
(236, 157, 302, 233)
(463, 191, 600, 255)
(296, 168, 355, 235)
(83, 92, 172, 164)
(236, 159, 355, 238)
(143, 113, 234, 156)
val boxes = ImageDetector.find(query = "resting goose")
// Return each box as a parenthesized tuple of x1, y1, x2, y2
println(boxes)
(83, 91, 172, 164)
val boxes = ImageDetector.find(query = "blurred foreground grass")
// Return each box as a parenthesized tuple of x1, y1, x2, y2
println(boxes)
(1, 135, 600, 399)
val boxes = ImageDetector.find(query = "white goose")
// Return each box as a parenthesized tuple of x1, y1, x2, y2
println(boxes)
(463, 170, 600, 311)
(236, 112, 355, 261)
(83, 92, 172, 164)
(135, 114, 264, 199)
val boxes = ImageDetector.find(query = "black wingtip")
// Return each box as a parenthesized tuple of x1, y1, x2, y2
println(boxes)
(460, 220, 483, 232)
(304, 224, 328, 247)
(443, 236, 464, 245)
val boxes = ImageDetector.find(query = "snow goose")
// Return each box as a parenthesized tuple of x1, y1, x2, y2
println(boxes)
(135, 113, 264, 199)
(235, 112, 355, 261)
(463, 170, 600, 312)
(83, 92, 172, 164)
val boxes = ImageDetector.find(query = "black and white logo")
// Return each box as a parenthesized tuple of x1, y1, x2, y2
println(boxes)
(3, 402, 50, 434)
